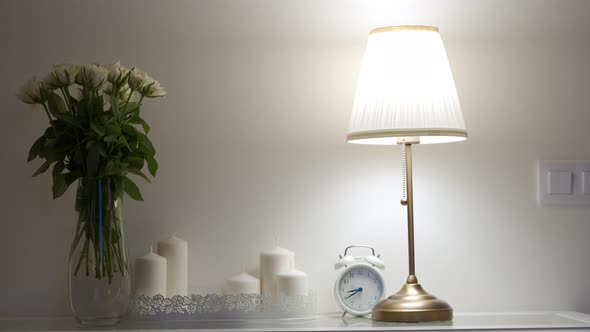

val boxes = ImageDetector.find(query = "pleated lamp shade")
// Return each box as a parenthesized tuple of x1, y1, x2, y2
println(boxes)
(347, 26, 467, 145)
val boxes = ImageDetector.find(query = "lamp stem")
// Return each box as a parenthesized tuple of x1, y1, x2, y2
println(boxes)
(372, 140, 453, 322)
(404, 142, 416, 277)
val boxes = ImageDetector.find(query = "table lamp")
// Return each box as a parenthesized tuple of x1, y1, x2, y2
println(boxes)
(347, 25, 467, 322)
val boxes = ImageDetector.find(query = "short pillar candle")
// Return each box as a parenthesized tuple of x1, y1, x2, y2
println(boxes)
(276, 269, 308, 296)
(224, 272, 260, 295)
(134, 249, 167, 297)
(157, 236, 188, 296)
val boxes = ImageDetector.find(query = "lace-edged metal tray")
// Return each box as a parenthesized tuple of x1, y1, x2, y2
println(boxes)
(131, 291, 316, 321)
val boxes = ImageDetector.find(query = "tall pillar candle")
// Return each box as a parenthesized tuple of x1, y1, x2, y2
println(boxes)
(276, 269, 308, 296)
(260, 246, 294, 296)
(157, 236, 188, 296)
(224, 272, 260, 295)
(134, 249, 167, 297)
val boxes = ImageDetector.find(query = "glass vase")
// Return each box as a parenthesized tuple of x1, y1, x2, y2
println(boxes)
(69, 177, 130, 325)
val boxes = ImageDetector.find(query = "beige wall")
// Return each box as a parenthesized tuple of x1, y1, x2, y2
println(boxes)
(1, 0, 589, 316)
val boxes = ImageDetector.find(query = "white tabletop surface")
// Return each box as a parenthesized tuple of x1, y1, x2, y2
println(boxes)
(1, 312, 590, 332)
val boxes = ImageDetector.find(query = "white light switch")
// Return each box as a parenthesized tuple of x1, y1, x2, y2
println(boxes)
(538, 161, 590, 206)
(583, 171, 590, 195)
(548, 171, 572, 195)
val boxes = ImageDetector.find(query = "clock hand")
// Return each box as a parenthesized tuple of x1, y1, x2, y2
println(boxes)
(347, 287, 363, 293)
(344, 287, 363, 299)
(345, 290, 360, 299)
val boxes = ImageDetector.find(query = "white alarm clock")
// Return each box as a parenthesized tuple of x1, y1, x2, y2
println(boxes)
(334, 245, 386, 316)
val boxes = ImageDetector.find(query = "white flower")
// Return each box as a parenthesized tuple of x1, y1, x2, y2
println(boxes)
(103, 82, 115, 95)
(119, 85, 132, 100)
(75, 64, 109, 89)
(16, 77, 46, 104)
(142, 80, 166, 98)
(128, 68, 166, 98)
(105, 61, 130, 85)
(104, 82, 132, 100)
(43, 64, 79, 89)
(128, 68, 154, 91)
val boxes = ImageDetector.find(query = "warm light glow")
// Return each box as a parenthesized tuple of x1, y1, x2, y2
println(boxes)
(347, 26, 467, 145)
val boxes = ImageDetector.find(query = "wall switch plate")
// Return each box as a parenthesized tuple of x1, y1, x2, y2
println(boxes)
(538, 161, 590, 206)
(583, 172, 590, 195)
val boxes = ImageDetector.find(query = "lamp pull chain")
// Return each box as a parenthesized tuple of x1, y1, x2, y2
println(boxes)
(401, 143, 408, 205)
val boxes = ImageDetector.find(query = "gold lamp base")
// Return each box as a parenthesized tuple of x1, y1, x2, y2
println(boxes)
(372, 275, 453, 322)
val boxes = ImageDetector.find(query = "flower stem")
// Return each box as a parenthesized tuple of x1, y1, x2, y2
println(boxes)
(72, 178, 126, 283)
(121, 90, 134, 122)
(41, 103, 52, 121)
(59, 87, 73, 114)
(74, 238, 89, 276)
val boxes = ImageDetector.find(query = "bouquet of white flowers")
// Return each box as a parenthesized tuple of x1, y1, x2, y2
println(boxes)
(18, 62, 165, 200)
(18, 62, 165, 289)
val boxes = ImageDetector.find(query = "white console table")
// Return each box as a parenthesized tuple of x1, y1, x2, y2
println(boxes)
(1, 312, 589, 332)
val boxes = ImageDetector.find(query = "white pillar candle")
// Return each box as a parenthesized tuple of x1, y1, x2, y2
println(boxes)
(157, 236, 188, 296)
(260, 246, 294, 296)
(134, 249, 166, 297)
(224, 272, 260, 295)
(276, 269, 308, 296)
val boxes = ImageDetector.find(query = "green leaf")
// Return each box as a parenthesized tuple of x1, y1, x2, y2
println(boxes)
(123, 156, 144, 170)
(147, 156, 158, 177)
(47, 92, 67, 115)
(123, 102, 140, 116)
(44, 126, 57, 138)
(32, 160, 51, 177)
(99, 160, 118, 177)
(122, 176, 143, 201)
(104, 135, 118, 143)
(65, 171, 81, 185)
(90, 122, 105, 137)
(52, 171, 81, 199)
(106, 125, 121, 137)
(37, 140, 65, 163)
(28, 135, 46, 162)
(118, 136, 131, 151)
(138, 134, 155, 155)
(53, 113, 81, 129)
(129, 116, 150, 134)
(52, 160, 65, 176)
(52, 174, 67, 199)
(122, 124, 140, 137)
(126, 169, 151, 183)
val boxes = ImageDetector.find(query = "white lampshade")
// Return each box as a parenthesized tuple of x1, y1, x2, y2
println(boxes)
(347, 25, 467, 145)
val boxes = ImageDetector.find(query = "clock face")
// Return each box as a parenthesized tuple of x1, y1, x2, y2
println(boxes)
(334, 264, 385, 316)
